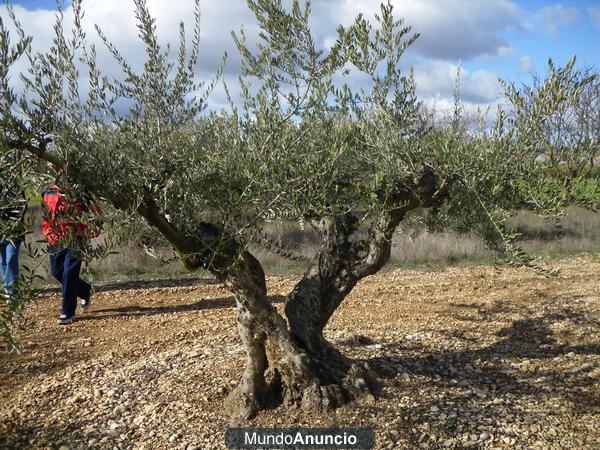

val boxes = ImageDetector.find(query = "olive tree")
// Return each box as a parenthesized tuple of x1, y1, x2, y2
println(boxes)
(1, 0, 597, 419)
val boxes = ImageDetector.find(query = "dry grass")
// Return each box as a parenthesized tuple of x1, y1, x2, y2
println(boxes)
(390, 231, 492, 266)
(19, 207, 600, 283)
(389, 207, 600, 268)
(254, 207, 600, 273)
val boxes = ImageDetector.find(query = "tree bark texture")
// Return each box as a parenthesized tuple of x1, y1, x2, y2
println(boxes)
(286, 166, 449, 344)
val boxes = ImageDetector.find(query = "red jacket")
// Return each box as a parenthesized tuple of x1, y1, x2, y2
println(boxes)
(42, 185, 101, 247)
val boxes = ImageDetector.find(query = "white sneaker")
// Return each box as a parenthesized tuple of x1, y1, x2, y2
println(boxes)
(57, 314, 77, 325)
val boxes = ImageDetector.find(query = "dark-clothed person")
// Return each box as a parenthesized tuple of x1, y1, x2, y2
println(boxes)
(42, 184, 100, 324)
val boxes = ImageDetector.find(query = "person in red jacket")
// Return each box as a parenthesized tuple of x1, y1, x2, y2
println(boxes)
(42, 180, 100, 325)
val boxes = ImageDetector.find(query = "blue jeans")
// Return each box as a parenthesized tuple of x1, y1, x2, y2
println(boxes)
(0, 239, 22, 297)
(50, 248, 91, 317)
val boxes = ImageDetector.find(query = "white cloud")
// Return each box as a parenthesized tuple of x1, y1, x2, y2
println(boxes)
(422, 94, 503, 126)
(588, 6, 600, 29)
(330, 0, 524, 61)
(519, 55, 534, 73)
(1, 1, 256, 79)
(497, 46, 514, 58)
(1, 0, 516, 112)
(413, 60, 502, 105)
(537, 4, 579, 36)
(5, 0, 523, 70)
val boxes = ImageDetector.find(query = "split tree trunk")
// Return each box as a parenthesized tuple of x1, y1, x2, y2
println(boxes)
(218, 248, 375, 421)
(107, 196, 380, 419)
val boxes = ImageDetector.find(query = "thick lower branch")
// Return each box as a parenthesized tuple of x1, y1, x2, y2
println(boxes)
(286, 166, 451, 353)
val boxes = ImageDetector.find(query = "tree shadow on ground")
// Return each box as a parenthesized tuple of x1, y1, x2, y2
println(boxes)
(84, 295, 286, 320)
(0, 423, 68, 449)
(35, 276, 219, 296)
(359, 300, 599, 447)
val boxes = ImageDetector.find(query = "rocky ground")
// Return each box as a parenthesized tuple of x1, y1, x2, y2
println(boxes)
(1, 255, 599, 449)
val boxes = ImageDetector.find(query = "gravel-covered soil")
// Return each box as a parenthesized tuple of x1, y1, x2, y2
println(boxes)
(1, 256, 599, 449)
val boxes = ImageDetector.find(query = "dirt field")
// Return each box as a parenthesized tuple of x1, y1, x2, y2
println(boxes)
(1, 256, 599, 449)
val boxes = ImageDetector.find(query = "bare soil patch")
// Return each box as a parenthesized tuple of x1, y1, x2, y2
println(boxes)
(1, 256, 599, 449)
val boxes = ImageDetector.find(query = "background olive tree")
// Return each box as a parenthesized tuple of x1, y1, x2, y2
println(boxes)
(1, 0, 597, 419)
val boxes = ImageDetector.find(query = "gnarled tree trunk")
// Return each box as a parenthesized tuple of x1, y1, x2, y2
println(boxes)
(173, 222, 360, 421)
(220, 250, 320, 420)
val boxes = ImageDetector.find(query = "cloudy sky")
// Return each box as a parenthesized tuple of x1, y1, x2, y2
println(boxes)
(3, 0, 600, 116)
